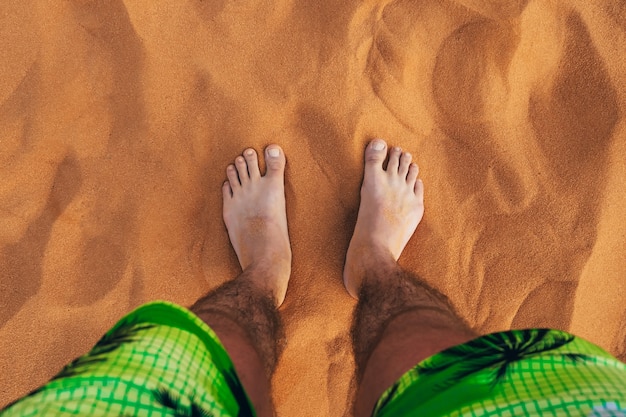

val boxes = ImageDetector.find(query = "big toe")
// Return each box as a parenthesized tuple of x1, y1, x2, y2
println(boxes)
(364, 139, 387, 169)
(264, 145, 286, 178)
(364, 140, 387, 184)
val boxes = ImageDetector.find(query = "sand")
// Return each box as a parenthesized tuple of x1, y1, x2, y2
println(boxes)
(1, 0, 625, 415)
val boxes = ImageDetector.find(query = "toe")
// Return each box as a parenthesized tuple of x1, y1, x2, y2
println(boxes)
(227, 165, 241, 190)
(407, 163, 419, 186)
(244, 148, 261, 180)
(235, 156, 249, 184)
(222, 180, 233, 199)
(264, 145, 286, 178)
(387, 146, 401, 172)
(399, 152, 412, 176)
(364, 139, 387, 168)
(415, 178, 424, 198)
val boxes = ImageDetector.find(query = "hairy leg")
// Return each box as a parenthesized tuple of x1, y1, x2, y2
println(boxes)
(344, 140, 476, 416)
(190, 145, 291, 417)
(351, 253, 476, 416)
(190, 268, 285, 417)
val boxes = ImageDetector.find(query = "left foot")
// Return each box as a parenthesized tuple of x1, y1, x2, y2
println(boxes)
(222, 145, 292, 306)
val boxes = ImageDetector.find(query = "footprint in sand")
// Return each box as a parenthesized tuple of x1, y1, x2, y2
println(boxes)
(364, 0, 527, 135)
(0, 152, 80, 325)
(365, 0, 536, 210)
(529, 10, 619, 181)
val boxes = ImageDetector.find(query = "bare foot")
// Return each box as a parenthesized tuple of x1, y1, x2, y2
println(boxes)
(222, 145, 292, 306)
(343, 139, 424, 298)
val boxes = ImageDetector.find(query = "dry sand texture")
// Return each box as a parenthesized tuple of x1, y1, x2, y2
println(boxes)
(1, 0, 626, 415)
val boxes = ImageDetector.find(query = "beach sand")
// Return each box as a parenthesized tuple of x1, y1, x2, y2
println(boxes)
(1, 0, 625, 415)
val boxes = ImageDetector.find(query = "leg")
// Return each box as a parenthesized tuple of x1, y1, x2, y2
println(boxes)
(350, 257, 476, 416)
(191, 145, 291, 417)
(344, 139, 477, 416)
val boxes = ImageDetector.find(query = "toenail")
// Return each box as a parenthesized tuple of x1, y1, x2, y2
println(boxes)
(372, 140, 385, 151)
(237, 157, 244, 163)
(268, 148, 280, 157)
(228, 165, 235, 170)
(405, 153, 411, 158)
(394, 147, 401, 152)
(246, 149, 254, 156)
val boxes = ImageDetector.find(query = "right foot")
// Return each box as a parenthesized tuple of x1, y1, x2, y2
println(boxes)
(343, 139, 425, 298)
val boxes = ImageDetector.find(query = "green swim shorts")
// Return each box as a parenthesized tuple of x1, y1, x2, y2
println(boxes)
(2, 301, 625, 416)
(373, 329, 626, 417)
(1, 301, 256, 417)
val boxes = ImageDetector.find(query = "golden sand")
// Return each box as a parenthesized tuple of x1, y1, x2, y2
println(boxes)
(1, 1, 625, 415)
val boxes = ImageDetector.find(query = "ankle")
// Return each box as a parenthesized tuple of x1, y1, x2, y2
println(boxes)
(239, 260, 290, 305)
(344, 246, 399, 299)
(349, 243, 397, 272)
(243, 256, 291, 277)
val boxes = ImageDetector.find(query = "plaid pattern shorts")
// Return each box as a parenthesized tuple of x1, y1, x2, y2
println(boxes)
(0, 301, 255, 417)
(373, 329, 626, 417)
(2, 301, 626, 416)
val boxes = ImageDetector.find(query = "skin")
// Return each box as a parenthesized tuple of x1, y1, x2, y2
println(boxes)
(344, 139, 476, 416)
(190, 140, 475, 416)
(190, 145, 290, 417)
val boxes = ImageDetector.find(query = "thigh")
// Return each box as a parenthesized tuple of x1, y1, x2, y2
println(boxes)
(354, 310, 476, 417)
